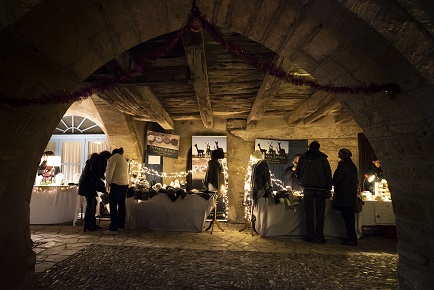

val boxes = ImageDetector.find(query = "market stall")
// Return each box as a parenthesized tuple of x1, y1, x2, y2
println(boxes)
(358, 200, 395, 225)
(356, 181, 395, 237)
(126, 193, 215, 232)
(253, 198, 346, 237)
(30, 185, 78, 224)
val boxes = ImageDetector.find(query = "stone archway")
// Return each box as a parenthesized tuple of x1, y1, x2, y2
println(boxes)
(0, 1, 432, 288)
(68, 96, 144, 161)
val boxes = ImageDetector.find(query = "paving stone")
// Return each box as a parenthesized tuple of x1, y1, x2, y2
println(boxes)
(27, 222, 398, 289)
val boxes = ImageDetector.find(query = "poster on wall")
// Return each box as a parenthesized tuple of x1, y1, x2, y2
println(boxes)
(191, 136, 227, 181)
(191, 136, 227, 220)
(255, 138, 289, 164)
(147, 130, 180, 159)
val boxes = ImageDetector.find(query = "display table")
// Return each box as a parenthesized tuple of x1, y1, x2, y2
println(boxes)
(359, 200, 395, 225)
(126, 193, 215, 232)
(356, 200, 395, 237)
(30, 185, 78, 224)
(253, 198, 346, 237)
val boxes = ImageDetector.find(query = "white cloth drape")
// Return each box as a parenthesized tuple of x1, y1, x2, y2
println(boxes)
(30, 186, 78, 224)
(126, 194, 215, 232)
(62, 142, 82, 184)
(88, 141, 110, 157)
(253, 198, 347, 238)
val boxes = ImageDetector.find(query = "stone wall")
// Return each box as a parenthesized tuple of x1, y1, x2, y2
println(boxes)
(163, 117, 362, 222)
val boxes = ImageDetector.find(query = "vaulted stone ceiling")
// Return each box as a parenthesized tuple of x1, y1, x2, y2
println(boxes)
(86, 29, 349, 130)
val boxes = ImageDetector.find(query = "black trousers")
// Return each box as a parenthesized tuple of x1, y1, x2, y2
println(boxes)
(108, 183, 128, 231)
(304, 189, 326, 239)
(340, 207, 357, 241)
(84, 195, 97, 227)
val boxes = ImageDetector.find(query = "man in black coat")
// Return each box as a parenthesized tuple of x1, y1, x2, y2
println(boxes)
(295, 141, 332, 244)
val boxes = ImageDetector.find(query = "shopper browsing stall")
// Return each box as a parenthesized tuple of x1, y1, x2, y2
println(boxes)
(295, 141, 332, 244)
(104, 147, 129, 235)
(332, 148, 358, 246)
(78, 150, 111, 232)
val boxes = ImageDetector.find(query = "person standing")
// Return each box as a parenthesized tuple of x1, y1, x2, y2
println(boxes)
(204, 148, 225, 194)
(295, 141, 332, 244)
(333, 148, 359, 246)
(363, 157, 384, 194)
(103, 147, 129, 234)
(78, 150, 111, 232)
(283, 154, 303, 192)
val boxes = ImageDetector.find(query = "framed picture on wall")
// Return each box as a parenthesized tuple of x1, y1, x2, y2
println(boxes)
(146, 130, 180, 159)
(255, 138, 289, 164)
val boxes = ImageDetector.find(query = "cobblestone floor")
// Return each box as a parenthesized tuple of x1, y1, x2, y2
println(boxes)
(27, 222, 398, 289)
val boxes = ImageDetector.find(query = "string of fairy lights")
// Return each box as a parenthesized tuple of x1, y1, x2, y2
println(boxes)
(127, 159, 230, 218)
(243, 161, 290, 221)
(127, 159, 290, 221)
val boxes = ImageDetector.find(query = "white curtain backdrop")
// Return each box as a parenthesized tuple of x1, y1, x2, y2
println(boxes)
(40, 139, 110, 184)
(88, 141, 111, 157)
(62, 142, 82, 184)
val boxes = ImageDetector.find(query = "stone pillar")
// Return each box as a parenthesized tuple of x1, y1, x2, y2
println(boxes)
(0, 103, 68, 288)
(337, 88, 434, 289)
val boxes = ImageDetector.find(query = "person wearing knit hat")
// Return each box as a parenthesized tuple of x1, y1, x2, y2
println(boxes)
(333, 148, 359, 246)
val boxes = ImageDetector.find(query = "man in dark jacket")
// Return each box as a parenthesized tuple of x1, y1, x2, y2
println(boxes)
(295, 141, 332, 244)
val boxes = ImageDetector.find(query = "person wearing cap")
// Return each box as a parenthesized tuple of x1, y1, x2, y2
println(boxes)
(295, 141, 332, 244)
(332, 148, 359, 246)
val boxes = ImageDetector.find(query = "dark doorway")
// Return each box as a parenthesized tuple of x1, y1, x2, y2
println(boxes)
(358, 133, 377, 186)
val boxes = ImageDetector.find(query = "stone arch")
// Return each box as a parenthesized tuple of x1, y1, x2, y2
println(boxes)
(67, 96, 144, 161)
(0, 0, 432, 288)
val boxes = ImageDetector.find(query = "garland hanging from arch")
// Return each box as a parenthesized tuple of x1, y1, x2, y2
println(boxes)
(1, 5, 400, 106)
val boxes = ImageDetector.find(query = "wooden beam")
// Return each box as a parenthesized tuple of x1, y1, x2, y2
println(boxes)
(334, 111, 353, 124)
(287, 91, 333, 125)
(100, 85, 175, 130)
(304, 99, 342, 124)
(226, 118, 247, 131)
(246, 55, 285, 128)
(182, 32, 213, 128)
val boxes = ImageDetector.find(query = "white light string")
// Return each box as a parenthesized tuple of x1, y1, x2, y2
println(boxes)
(128, 159, 230, 218)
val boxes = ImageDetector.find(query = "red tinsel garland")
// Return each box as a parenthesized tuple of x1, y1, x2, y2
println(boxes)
(0, 8, 400, 106)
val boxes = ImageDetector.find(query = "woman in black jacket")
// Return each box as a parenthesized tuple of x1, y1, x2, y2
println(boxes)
(333, 148, 358, 246)
(78, 151, 111, 232)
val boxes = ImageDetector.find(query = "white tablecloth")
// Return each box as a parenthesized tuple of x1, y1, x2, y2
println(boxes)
(30, 186, 78, 224)
(359, 200, 395, 225)
(126, 193, 215, 232)
(253, 198, 347, 237)
(356, 200, 395, 237)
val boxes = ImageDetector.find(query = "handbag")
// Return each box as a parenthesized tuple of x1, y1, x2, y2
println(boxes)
(354, 196, 364, 213)
(93, 177, 106, 193)
(126, 186, 135, 198)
